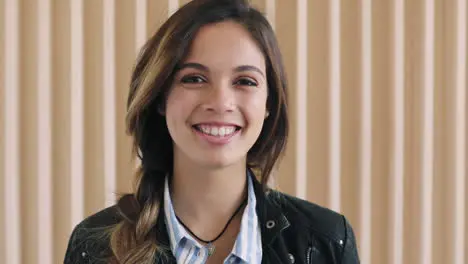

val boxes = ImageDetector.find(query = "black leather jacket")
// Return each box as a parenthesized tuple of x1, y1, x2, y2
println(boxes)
(64, 176, 360, 263)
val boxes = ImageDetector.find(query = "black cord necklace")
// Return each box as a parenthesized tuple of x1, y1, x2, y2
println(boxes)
(174, 196, 248, 256)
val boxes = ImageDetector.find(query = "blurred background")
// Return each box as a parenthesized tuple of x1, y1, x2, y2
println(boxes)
(1, 0, 467, 263)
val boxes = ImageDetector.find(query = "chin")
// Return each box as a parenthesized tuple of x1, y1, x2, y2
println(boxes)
(194, 154, 244, 170)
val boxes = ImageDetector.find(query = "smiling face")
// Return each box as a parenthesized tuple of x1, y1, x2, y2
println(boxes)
(164, 21, 268, 169)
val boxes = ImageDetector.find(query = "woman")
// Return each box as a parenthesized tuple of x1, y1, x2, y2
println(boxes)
(64, 0, 360, 263)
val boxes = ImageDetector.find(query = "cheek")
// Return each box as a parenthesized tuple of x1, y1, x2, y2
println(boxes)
(241, 93, 268, 124)
(165, 87, 195, 125)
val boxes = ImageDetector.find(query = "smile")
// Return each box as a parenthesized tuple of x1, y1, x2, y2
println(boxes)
(192, 124, 241, 137)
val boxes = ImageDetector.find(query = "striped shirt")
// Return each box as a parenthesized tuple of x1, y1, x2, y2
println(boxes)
(163, 173, 263, 264)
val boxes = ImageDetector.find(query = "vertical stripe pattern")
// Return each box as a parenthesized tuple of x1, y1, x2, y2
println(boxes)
(0, 0, 466, 263)
(3, 0, 20, 263)
(70, 0, 84, 228)
(103, 0, 117, 207)
(359, 0, 372, 263)
(329, 0, 341, 212)
(421, 0, 435, 263)
(453, 1, 466, 263)
(295, 0, 308, 200)
(37, 0, 53, 263)
(391, 0, 405, 263)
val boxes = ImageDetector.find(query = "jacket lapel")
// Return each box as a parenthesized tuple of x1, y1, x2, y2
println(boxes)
(250, 172, 293, 264)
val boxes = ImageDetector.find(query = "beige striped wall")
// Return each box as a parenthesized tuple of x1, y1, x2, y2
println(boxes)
(1, 0, 467, 263)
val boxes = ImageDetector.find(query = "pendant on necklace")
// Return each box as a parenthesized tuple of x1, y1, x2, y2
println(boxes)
(207, 243, 216, 256)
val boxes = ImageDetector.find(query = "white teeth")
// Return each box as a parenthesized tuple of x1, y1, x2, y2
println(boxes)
(225, 127, 234, 134)
(197, 125, 237, 137)
(201, 126, 210, 134)
(219, 127, 226, 137)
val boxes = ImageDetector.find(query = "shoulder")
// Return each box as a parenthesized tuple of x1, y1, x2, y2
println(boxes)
(267, 191, 360, 264)
(64, 205, 122, 264)
(75, 205, 123, 230)
(265, 190, 360, 262)
(266, 190, 357, 248)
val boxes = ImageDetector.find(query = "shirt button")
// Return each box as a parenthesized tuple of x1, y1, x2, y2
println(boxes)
(288, 253, 295, 263)
(339, 239, 344, 245)
(81, 252, 87, 258)
(266, 220, 275, 229)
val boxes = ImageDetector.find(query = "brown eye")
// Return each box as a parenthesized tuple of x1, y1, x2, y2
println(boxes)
(181, 75, 206, 84)
(234, 78, 258, 87)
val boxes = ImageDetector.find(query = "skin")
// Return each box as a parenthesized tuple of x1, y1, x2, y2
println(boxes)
(164, 20, 268, 262)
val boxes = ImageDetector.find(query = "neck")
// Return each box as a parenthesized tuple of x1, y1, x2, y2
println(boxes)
(170, 154, 248, 239)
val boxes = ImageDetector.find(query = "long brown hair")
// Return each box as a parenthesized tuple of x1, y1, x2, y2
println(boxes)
(110, 0, 289, 262)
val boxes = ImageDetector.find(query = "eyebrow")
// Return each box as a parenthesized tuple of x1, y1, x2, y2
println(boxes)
(177, 62, 265, 78)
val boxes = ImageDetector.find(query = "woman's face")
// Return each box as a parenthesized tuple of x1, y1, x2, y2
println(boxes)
(165, 21, 268, 169)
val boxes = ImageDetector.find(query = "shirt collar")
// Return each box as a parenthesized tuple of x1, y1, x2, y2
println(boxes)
(231, 173, 262, 263)
(163, 171, 262, 263)
(163, 176, 194, 254)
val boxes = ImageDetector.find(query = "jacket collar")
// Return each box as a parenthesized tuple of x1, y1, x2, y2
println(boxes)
(249, 171, 291, 247)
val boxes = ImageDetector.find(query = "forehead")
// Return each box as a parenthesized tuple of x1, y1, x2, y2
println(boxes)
(183, 21, 266, 71)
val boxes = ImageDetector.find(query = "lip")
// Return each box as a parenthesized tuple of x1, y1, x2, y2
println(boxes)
(191, 125, 241, 145)
(192, 121, 242, 128)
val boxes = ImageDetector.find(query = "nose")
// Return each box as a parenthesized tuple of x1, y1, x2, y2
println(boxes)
(202, 83, 235, 114)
